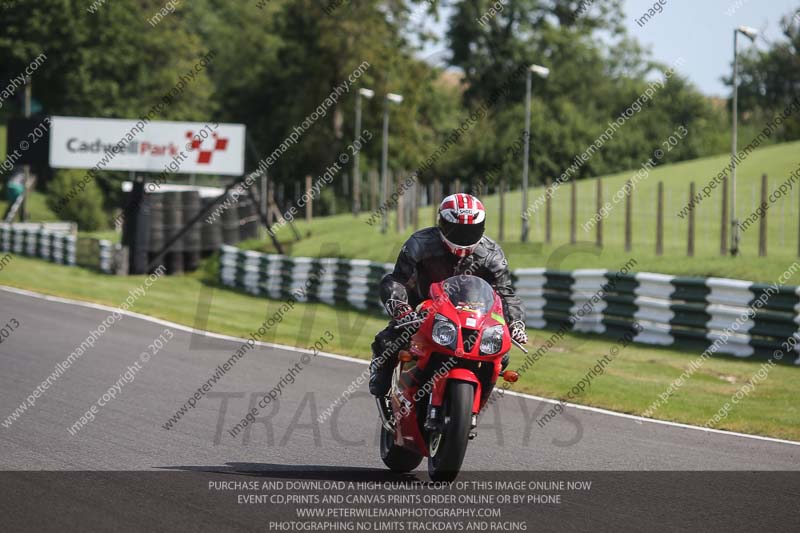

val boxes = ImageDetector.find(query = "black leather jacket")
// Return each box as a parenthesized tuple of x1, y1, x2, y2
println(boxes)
(380, 227, 525, 324)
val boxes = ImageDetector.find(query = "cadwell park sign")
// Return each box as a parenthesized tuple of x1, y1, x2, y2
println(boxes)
(49, 116, 245, 176)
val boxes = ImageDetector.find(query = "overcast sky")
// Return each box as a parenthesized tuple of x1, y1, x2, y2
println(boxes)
(413, 0, 800, 97)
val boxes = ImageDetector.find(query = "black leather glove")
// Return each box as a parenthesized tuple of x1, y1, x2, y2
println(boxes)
(385, 299, 422, 331)
(510, 320, 528, 345)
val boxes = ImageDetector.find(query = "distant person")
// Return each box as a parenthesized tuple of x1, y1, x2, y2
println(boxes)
(3, 168, 25, 221)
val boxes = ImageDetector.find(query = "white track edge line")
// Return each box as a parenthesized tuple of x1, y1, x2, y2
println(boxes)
(2, 284, 799, 448)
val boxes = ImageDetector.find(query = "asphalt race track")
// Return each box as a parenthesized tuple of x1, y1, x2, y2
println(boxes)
(1, 286, 799, 531)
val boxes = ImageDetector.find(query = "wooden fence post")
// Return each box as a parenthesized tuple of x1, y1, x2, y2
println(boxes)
(570, 180, 577, 244)
(545, 177, 552, 244)
(498, 177, 505, 242)
(454, 178, 461, 194)
(305, 175, 312, 223)
(352, 167, 360, 216)
(432, 179, 441, 225)
(596, 178, 603, 247)
(656, 181, 664, 256)
(431, 181, 437, 226)
(687, 182, 695, 257)
(396, 172, 404, 233)
(413, 180, 420, 231)
(624, 179, 632, 252)
(797, 175, 800, 256)
(382, 169, 391, 233)
(759, 173, 768, 257)
(369, 171, 377, 212)
(266, 180, 274, 225)
(720, 176, 728, 255)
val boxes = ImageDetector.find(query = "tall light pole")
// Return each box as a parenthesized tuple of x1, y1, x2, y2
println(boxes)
(353, 87, 374, 216)
(521, 64, 550, 243)
(380, 92, 403, 233)
(730, 25, 758, 256)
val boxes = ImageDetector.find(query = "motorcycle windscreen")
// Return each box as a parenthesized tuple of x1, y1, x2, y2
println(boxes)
(440, 276, 496, 314)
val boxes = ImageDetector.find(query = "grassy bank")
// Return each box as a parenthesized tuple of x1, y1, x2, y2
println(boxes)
(1, 255, 797, 441)
(3, 137, 799, 282)
(251, 141, 800, 283)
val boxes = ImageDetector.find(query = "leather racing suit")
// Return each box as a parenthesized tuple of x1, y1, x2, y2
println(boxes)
(369, 226, 525, 396)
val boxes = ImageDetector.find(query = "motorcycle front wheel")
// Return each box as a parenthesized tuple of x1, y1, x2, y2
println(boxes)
(427, 381, 473, 482)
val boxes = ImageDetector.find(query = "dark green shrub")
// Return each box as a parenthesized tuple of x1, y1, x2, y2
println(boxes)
(46, 170, 107, 231)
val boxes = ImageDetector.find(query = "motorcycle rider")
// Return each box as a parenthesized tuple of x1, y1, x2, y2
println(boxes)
(369, 193, 528, 397)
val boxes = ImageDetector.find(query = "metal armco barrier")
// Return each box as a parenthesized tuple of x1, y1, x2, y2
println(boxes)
(220, 246, 800, 365)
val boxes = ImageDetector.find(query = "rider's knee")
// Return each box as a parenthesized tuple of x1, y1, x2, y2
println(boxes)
(372, 328, 393, 357)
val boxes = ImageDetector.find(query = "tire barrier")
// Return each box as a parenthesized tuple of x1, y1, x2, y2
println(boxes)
(221, 198, 240, 245)
(97, 239, 119, 274)
(0, 224, 76, 266)
(181, 190, 202, 272)
(131, 192, 152, 275)
(161, 191, 184, 275)
(219, 245, 392, 312)
(218, 246, 800, 365)
(515, 268, 800, 365)
(237, 196, 259, 242)
(122, 186, 254, 275)
(201, 196, 223, 256)
(148, 193, 165, 258)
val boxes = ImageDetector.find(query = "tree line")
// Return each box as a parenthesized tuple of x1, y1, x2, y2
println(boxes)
(0, 0, 797, 228)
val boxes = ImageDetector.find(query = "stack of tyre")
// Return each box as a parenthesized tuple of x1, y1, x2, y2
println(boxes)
(129, 188, 259, 275)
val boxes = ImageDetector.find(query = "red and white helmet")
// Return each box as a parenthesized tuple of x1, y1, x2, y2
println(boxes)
(438, 193, 486, 257)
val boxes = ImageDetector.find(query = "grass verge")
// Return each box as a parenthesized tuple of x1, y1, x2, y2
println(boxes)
(0, 255, 798, 441)
(0, 190, 59, 223)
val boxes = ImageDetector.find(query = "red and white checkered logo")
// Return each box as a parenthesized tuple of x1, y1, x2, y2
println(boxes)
(186, 131, 229, 164)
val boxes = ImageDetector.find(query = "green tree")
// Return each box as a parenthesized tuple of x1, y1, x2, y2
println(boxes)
(188, 0, 461, 212)
(0, 0, 218, 212)
(734, 11, 800, 141)
(46, 169, 106, 231)
(0, 0, 215, 119)
(446, 0, 727, 186)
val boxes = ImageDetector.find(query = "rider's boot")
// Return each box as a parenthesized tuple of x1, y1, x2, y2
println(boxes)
(369, 329, 397, 397)
(370, 355, 395, 430)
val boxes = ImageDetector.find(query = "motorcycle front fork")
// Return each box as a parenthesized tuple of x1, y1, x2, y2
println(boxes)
(424, 396, 479, 440)
(423, 403, 440, 432)
(376, 397, 394, 433)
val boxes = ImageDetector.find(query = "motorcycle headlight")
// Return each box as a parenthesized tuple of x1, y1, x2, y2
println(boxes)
(432, 314, 457, 347)
(480, 325, 504, 355)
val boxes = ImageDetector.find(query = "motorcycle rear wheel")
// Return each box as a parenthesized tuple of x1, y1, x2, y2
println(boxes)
(380, 425, 423, 473)
(427, 381, 473, 482)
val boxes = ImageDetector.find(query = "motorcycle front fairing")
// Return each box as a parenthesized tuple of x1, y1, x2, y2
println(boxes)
(421, 279, 510, 412)
(391, 276, 511, 455)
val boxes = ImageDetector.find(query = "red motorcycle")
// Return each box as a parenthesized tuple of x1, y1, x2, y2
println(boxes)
(377, 275, 525, 481)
